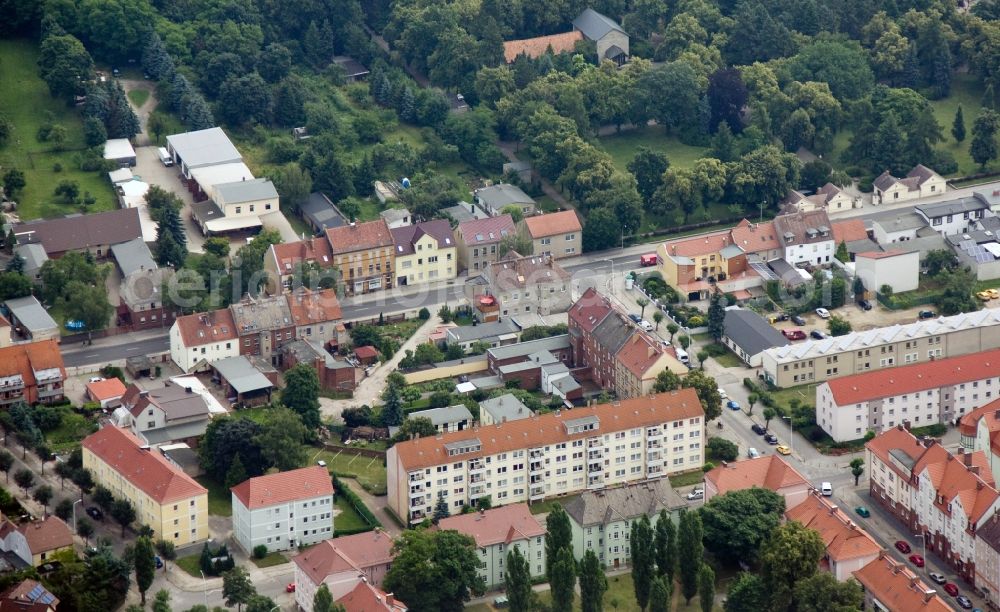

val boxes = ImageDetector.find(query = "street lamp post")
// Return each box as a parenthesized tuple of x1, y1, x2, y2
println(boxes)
(71, 499, 83, 532)
(782, 416, 794, 455)
(914, 533, 926, 564)
(200, 571, 208, 607)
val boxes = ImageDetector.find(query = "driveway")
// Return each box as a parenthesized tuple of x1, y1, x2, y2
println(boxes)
(120, 79, 158, 146)
(133, 145, 206, 253)
(338, 478, 402, 537)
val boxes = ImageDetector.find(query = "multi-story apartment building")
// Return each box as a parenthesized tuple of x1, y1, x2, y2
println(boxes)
(292, 530, 395, 612)
(520, 210, 582, 260)
(564, 478, 684, 569)
(614, 332, 686, 399)
(785, 490, 881, 581)
(0, 340, 65, 407)
(231, 466, 334, 554)
(390, 220, 457, 287)
(436, 504, 545, 588)
(82, 426, 208, 546)
(230, 295, 294, 363)
(387, 390, 705, 525)
(118, 383, 212, 447)
(761, 309, 1000, 388)
(265, 236, 333, 295)
(454, 215, 516, 273)
(853, 552, 953, 612)
(817, 348, 1000, 442)
(976, 512, 1000, 606)
(773, 209, 835, 266)
(866, 424, 928, 531)
(567, 288, 631, 391)
(960, 399, 1000, 478)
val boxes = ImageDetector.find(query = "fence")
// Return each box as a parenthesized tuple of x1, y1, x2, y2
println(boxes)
(322, 443, 386, 460)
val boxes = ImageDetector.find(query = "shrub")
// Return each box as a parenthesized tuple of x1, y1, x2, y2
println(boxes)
(702, 462, 715, 472)
(253, 545, 268, 559)
(418, 307, 430, 320)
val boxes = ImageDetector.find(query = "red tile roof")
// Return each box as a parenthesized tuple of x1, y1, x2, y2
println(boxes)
(662, 229, 733, 259)
(865, 425, 931, 481)
(832, 219, 868, 244)
(567, 288, 614, 334)
(435, 504, 545, 547)
(231, 466, 333, 510)
(912, 443, 998, 522)
(82, 426, 207, 504)
(704, 455, 810, 496)
(336, 582, 407, 612)
(729, 219, 780, 254)
(456, 215, 515, 246)
(173, 309, 237, 348)
(86, 377, 127, 402)
(325, 220, 393, 255)
(959, 397, 1000, 436)
(857, 250, 909, 260)
(269, 237, 333, 276)
(292, 531, 395, 585)
(0, 340, 66, 393)
(391, 390, 704, 471)
(503, 32, 583, 62)
(825, 348, 1000, 405)
(522, 210, 582, 239)
(853, 553, 952, 612)
(354, 346, 378, 360)
(615, 332, 668, 378)
(17, 516, 72, 555)
(285, 288, 342, 327)
(786, 492, 881, 562)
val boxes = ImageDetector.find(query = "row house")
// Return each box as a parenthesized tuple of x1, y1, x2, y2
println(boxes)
(386, 390, 704, 525)
(519, 210, 582, 260)
(454, 215, 516, 273)
(866, 425, 1000, 586)
(614, 332, 686, 400)
(785, 490, 882, 581)
(853, 552, 953, 612)
(816, 347, 1000, 442)
(873, 164, 947, 205)
(292, 531, 396, 612)
(474, 252, 573, 316)
(0, 340, 66, 407)
(390, 219, 457, 287)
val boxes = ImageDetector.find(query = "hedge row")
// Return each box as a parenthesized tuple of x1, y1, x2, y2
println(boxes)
(332, 473, 382, 531)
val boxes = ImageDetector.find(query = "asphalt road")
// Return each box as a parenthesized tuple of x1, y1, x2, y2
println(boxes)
(62, 335, 171, 367)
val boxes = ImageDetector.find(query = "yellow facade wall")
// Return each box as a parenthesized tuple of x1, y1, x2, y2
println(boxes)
(403, 357, 488, 384)
(395, 234, 457, 286)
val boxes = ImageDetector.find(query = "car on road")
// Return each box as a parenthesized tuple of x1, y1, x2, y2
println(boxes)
(751, 423, 767, 435)
(86, 507, 103, 521)
(815, 307, 831, 318)
(956, 596, 973, 609)
(821, 482, 833, 496)
(791, 315, 807, 325)
(747, 447, 761, 459)
(88, 376, 104, 383)
(776, 445, 791, 455)
(857, 299, 873, 311)
(944, 583, 959, 597)
(895, 540, 912, 554)
(628, 314, 642, 324)
(640, 254, 658, 267)
(918, 310, 936, 319)
(909, 554, 925, 567)
(928, 572, 947, 585)
(718, 388, 728, 399)
(286, 583, 296, 593)
(810, 330, 825, 340)
(686, 488, 704, 500)
(764, 433, 778, 445)
(640, 320, 654, 331)
(978, 289, 999, 301)
(854, 506, 870, 518)
(155, 556, 163, 569)
(727, 400, 741, 410)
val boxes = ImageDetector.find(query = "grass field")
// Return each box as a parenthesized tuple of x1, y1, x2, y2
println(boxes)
(175, 554, 202, 578)
(334, 495, 370, 532)
(668, 470, 705, 488)
(251, 551, 288, 568)
(0, 39, 115, 220)
(597, 126, 709, 173)
(127, 88, 150, 107)
(312, 448, 387, 493)
(195, 476, 233, 517)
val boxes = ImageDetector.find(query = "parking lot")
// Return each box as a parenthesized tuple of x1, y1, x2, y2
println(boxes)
(770, 302, 949, 338)
(133, 145, 206, 253)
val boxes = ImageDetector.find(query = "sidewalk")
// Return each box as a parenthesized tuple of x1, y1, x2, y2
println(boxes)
(338, 477, 402, 537)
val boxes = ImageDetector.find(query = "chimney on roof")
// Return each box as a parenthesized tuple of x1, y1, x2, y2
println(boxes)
(910, 576, 919, 588)
(924, 590, 937, 603)
(892, 562, 903, 575)
(973, 467, 982, 477)
(828, 505, 838, 515)
(903, 420, 911, 431)
(958, 447, 965, 455)
(897, 423, 904, 431)
(964, 451, 973, 467)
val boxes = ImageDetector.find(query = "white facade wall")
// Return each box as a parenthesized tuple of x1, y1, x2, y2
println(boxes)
(390, 416, 704, 524)
(169, 322, 239, 372)
(920, 210, 988, 237)
(873, 222, 920, 245)
(855, 251, 920, 295)
(868, 447, 916, 514)
(231, 492, 334, 554)
(782, 239, 835, 265)
(914, 469, 985, 565)
(477, 535, 546, 589)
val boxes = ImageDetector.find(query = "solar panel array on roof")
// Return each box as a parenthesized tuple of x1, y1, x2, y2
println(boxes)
(27, 583, 56, 605)
(959, 239, 997, 263)
(750, 262, 779, 281)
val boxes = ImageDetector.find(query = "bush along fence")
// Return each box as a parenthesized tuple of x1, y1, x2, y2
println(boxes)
(331, 474, 382, 537)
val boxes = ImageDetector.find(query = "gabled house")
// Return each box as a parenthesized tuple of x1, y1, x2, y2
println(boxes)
(476, 252, 572, 316)
(614, 332, 686, 400)
(12, 207, 142, 259)
(773, 209, 835, 266)
(704, 455, 811, 509)
(854, 553, 952, 612)
(873, 165, 946, 204)
(474, 184, 536, 217)
(325, 220, 395, 295)
(785, 490, 882, 581)
(231, 466, 334, 554)
(405, 405, 474, 433)
(336, 583, 406, 612)
(169, 309, 239, 372)
(722, 308, 789, 367)
(915, 193, 993, 237)
(390, 220, 457, 287)
(572, 8, 629, 65)
(265, 237, 334, 295)
(0, 579, 59, 612)
(0, 517, 73, 567)
(118, 382, 213, 446)
(781, 183, 859, 213)
(454, 215, 516, 273)
(292, 531, 396, 611)
(0, 340, 66, 407)
(520, 210, 582, 260)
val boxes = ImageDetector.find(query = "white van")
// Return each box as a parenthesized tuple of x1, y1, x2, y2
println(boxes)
(675, 347, 689, 364)
(157, 147, 173, 167)
(821, 482, 833, 496)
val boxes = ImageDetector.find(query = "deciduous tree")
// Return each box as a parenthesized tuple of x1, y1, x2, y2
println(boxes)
(700, 488, 784, 565)
(761, 521, 826, 611)
(282, 364, 322, 430)
(134, 535, 156, 604)
(223, 567, 256, 612)
(383, 529, 484, 612)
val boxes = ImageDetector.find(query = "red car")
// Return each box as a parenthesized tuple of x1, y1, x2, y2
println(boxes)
(640, 254, 658, 267)
(781, 329, 807, 341)
(908, 554, 924, 567)
(894, 540, 912, 554)
(286, 583, 296, 593)
(944, 582, 959, 597)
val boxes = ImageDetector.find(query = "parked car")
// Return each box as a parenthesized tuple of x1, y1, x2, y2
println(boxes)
(768, 313, 789, 323)
(909, 554, 925, 567)
(810, 330, 826, 340)
(781, 329, 807, 341)
(854, 506, 870, 518)
(764, 433, 778, 445)
(775, 445, 791, 455)
(717, 388, 728, 399)
(686, 488, 704, 500)
(286, 583, 296, 593)
(640, 320, 654, 331)
(928, 572, 947, 585)
(86, 507, 103, 521)
(857, 299, 873, 310)
(944, 583, 959, 597)
(895, 540, 912, 554)
(918, 310, 936, 319)
(727, 400, 741, 410)
(791, 315, 807, 325)
(821, 482, 833, 496)
(628, 314, 642, 324)
(751, 423, 767, 435)
(155, 556, 163, 569)
(956, 595, 973, 609)
(640, 254, 658, 267)
(815, 307, 831, 319)
(747, 447, 761, 459)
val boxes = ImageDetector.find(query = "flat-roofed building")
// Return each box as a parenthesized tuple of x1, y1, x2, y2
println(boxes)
(479, 394, 533, 426)
(406, 405, 473, 433)
(387, 390, 704, 524)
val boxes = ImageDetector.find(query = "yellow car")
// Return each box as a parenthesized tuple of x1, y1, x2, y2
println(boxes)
(977, 289, 1000, 300)
(776, 445, 792, 456)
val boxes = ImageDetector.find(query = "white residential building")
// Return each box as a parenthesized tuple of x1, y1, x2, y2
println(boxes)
(854, 250, 920, 295)
(169, 310, 239, 372)
(230, 466, 334, 554)
(816, 348, 1000, 441)
(436, 504, 546, 588)
(386, 391, 705, 525)
(292, 531, 396, 612)
(774, 210, 835, 266)
(406, 405, 473, 433)
(915, 195, 993, 237)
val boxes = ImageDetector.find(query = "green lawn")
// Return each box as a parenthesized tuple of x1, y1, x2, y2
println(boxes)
(530, 571, 728, 612)
(195, 476, 233, 517)
(535, 195, 562, 212)
(126, 88, 150, 107)
(45, 412, 97, 453)
(668, 470, 705, 488)
(528, 494, 579, 516)
(175, 553, 203, 578)
(597, 126, 709, 173)
(251, 551, 288, 568)
(709, 351, 744, 368)
(0, 39, 115, 220)
(313, 448, 387, 494)
(334, 496, 370, 532)
(927, 73, 985, 176)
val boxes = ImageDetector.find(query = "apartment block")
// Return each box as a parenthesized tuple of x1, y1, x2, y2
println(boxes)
(853, 552, 952, 612)
(231, 466, 334, 554)
(785, 490, 881, 581)
(386, 390, 704, 525)
(817, 348, 1000, 441)
(292, 531, 395, 611)
(82, 426, 208, 546)
(762, 309, 1000, 388)
(519, 210, 582, 259)
(0, 340, 66, 407)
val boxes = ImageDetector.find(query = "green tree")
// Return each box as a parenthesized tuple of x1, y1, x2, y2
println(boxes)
(55, 497, 74, 522)
(200, 417, 265, 481)
(224, 454, 247, 489)
(32, 484, 53, 513)
(681, 370, 723, 421)
(762, 407, 777, 431)
(972, 109, 999, 170)
(270, 164, 313, 212)
(953, 105, 967, 143)
(666, 323, 679, 342)
(546, 504, 573, 581)
(111, 498, 136, 537)
(794, 572, 863, 612)
(61, 281, 113, 341)
(134, 536, 156, 605)
(700, 488, 784, 565)
(505, 547, 532, 612)
(255, 408, 308, 471)
(835, 241, 849, 263)
(579, 549, 607, 612)
(707, 437, 738, 462)
(678, 510, 703, 604)
(37, 34, 93, 101)
(850, 457, 865, 486)
(636, 297, 649, 320)
(432, 491, 450, 524)
(761, 521, 826, 611)
(13, 468, 33, 494)
(383, 529, 484, 612)
(628, 147, 671, 203)
(550, 546, 576, 612)
(649, 576, 670, 612)
(747, 393, 759, 416)
(155, 539, 177, 569)
(77, 518, 94, 543)
(699, 563, 715, 612)
(654, 510, 677, 581)
(724, 573, 767, 612)
(828, 316, 852, 336)
(3, 169, 26, 198)
(152, 590, 171, 612)
(218, 73, 272, 126)
(631, 515, 655, 611)
(282, 364, 322, 430)
(223, 567, 256, 612)
(155, 206, 187, 267)
(313, 584, 335, 612)
(381, 383, 404, 427)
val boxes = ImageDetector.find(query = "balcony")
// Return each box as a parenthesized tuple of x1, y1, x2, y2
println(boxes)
(529, 449, 544, 459)
(588, 438, 603, 448)
(409, 472, 424, 482)
(647, 451, 662, 462)
(410, 511, 426, 522)
(529, 484, 546, 500)
(469, 460, 486, 474)
(646, 429, 663, 440)
(588, 461, 602, 473)
(647, 466, 663, 477)
(587, 475, 604, 489)
(530, 474, 544, 485)
(588, 450, 603, 461)
(529, 461, 544, 475)
(410, 496, 425, 508)
(409, 487, 425, 498)
(470, 484, 486, 496)
(647, 440, 662, 450)
(470, 473, 485, 484)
